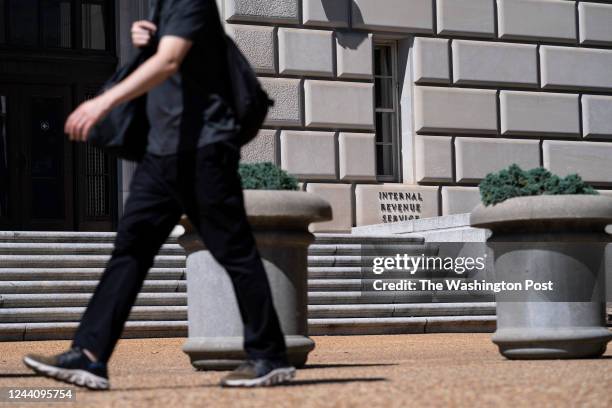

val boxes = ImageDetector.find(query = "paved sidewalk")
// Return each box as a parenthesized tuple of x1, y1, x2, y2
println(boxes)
(0, 334, 610, 407)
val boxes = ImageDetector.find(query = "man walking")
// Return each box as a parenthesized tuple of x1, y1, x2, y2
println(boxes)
(23, 0, 294, 389)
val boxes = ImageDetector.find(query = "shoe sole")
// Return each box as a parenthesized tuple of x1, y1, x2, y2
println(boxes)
(221, 367, 296, 388)
(23, 356, 109, 391)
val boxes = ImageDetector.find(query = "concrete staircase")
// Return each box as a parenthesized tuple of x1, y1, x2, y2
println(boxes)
(0, 231, 495, 341)
(0, 231, 188, 341)
(307, 234, 495, 335)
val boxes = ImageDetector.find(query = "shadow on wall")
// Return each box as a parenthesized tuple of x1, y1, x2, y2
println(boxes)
(323, 0, 413, 103)
(321, 0, 367, 50)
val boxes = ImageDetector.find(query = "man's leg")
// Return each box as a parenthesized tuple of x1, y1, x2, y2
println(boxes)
(73, 155, 183, 362)
(24, 154, 182, 389)
(181, 144, 287, 362)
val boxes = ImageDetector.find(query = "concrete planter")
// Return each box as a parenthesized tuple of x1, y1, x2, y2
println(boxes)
(178, 190, 332, 370)
(471, 195, 612, 359)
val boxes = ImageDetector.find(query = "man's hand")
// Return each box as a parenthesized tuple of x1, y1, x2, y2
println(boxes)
(132, 20, 157, 48)
(65, 95, 112, 142)
(65, 35, 192, 143)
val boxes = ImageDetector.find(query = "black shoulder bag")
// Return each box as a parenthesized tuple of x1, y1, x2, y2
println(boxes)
(89, 1, 272, 159)
(87, 1, 162, 162)
(223, 35, 274, 147)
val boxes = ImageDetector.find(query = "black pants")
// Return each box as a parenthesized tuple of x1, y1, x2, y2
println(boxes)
(72, 143, 287, 363)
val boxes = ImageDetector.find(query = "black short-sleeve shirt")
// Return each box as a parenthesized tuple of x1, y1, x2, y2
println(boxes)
(146, 0, 237, 156)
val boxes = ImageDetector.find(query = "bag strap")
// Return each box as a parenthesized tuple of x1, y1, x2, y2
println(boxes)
(149, 0, 162, 24)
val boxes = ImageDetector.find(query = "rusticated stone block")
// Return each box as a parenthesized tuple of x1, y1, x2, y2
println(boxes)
(278, 28, 333, 77)
(413, 37, 450, 84)
(543, 140, 612, 185)
(414, 86, 498, 135)
(336, 32, 373, 79)
(226, 24, 276, 74)
(225, 0, 299, 24)
(241, 130, 277, 164)
(437, 0, 495, 38)
(500, 91, 580, 137)
(541, 46, 612, 91)
(303, 0, 349, 28)
(498, 0, 576, 43)
(442, 186, 481, 215)
(260, 78, 302, 127)
(452, 40, 538, 87)
(351, 0, 433, 33)
(306, 183, 353, 232)
(280, 131, 337, 180)
(583, 95, 612, 140)
(338, 133, 376, 181)
(415, 136, 453, 183)
(455, 138, 541, 183)
(579, 2, 612, 46)
(304, 80, 374, 130)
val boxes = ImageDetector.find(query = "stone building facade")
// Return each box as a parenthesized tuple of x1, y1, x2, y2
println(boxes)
(5, 0, 610, 233)
(219, 0, 612, 232)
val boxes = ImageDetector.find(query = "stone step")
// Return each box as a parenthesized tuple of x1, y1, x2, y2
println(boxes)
(0, 321, 188, 341)
(307, 267, 478, 280)
(313, 234, 425, 245)
(0, 231, 409, 245)
(0, 293, 187, 308)
(0, 243, 184, 256)
(432, 290, 495, 303)
(307, 255, 453, 268)
(0, 315, 496, 341)
(308, 279, 362, 291)
(0, 232, 416, 245)
(307, 256, 362, 267)
(309, 291, 433, 304)
(0, 280, 185, 294)
(0, 266, 468, 282)
(309, 244, 363, 256)
(0, 268, 185, 281)
(308, 302, 496, 319)
(308, 243, 433, 256)
(0, 306, 187, 323)
(0, 255, 185, 268)
(1, 289, 493, 309)
(308, 291, 494, 304)
(0, 303, 497, 324)
(308, 279, 495, 299)
(308, 315, 496, 335)
(0, 231, 180, 244)
(0, 231, 117, 243)
(308, 267, 363, 279)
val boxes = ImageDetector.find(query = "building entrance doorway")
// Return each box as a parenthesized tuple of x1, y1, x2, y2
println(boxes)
(0, 0, 118, 231)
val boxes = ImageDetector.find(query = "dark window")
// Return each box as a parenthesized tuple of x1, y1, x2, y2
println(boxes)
(3, 0, 111, 51)
(374, 43, 400, 181)
(84, 90, 110, 217)
(42, 0, 72, 48)
(8, 0, 38, 46)
(85, 143, 110, 217)
(82, 0, 106, 50)
(30, 96, 65, 219)
(0, 95, 8, 217)
(0, 0, 6, 44)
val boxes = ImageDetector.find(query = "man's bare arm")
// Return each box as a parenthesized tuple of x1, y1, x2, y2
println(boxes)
(65, 35, 193, 141)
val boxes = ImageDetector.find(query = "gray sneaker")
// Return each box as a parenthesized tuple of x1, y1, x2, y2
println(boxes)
(220, 359, 296, 387)
(23, 347, 109, 391)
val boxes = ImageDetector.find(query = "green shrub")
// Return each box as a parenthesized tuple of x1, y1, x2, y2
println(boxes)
(479, 164, 598, 206)
(239, 162, 299, 191)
